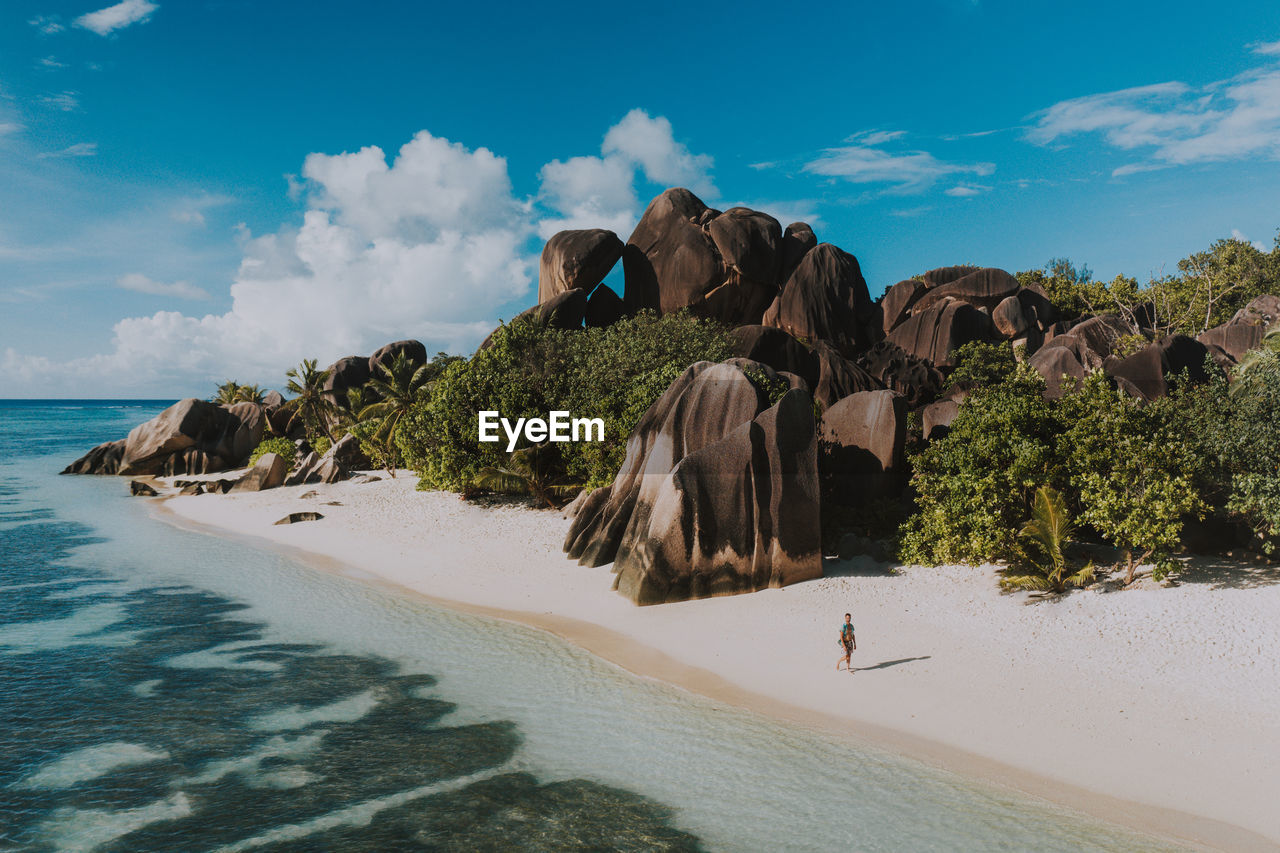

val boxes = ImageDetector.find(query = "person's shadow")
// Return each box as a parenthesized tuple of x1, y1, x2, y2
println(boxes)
(853, 655, 931, 672)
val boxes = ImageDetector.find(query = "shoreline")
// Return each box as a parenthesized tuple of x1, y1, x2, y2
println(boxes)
(154, 474, 1280, 852)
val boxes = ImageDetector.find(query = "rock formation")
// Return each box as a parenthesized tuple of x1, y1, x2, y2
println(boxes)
(611, 387, 822, 605)
(564, 359, 823, 604)
(762, 243, 879, 356)
(818, 390, 906, 501)
(538, 229, 624, 305)
(231, 452, 289, 492)
(66, 398, 265, 476)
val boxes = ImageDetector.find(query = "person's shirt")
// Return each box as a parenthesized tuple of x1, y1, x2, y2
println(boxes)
(840, 622, 854, 638)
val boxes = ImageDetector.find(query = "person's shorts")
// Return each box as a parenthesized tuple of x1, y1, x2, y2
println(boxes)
(841, 639, 853, 654)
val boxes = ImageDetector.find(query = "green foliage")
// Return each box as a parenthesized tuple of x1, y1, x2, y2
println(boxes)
(309, 434, 332, 457)
(355, 351, 443, 473)
(472, 444, 583, 508)
(212, 380, 265, 405)
(1000, 486, 1095, 593)
(1058, 374, 1205, 581)
(741, 365, 790, 406)
(899, 366, 1061, 565)
(248, 437, 296, 470)
(1193, 344, 1280, 552)
(282, 358, 335, 444)
(945, 341, 1016, 391)
(398, 311, 733, 492)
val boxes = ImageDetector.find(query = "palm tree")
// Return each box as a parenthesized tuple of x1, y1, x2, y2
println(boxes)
(212, 380, 264, 405)
(1000, 486, 1095, 594)
(356, 352, 438, 473)
(473, 444, 582, 509)
(282, 359, 334, 441)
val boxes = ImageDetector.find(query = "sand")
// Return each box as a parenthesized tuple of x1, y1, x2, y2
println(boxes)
(161, 473, 1280, 852)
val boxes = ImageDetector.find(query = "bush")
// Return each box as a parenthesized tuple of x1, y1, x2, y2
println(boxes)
(397, 311, 734, 492)
(248, 436, 297, 470)
(899, 366, 1061, 565)
(1057, 373, 1205, 581)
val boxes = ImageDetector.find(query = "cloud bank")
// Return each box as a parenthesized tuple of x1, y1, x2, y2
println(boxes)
(1028, 49, 1280, 175)
(74, 0, 158, 36)
(4, 112, 719, 396)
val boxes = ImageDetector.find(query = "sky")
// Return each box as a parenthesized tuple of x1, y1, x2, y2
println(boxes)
(2, 0, 1279, 397)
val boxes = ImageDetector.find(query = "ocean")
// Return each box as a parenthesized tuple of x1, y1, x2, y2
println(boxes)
(0, 401, 1185, 852)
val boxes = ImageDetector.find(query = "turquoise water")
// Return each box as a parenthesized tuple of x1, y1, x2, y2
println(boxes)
(0, 401, 1186, 851)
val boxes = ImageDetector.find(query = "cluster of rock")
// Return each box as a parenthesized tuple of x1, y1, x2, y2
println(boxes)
(63, 398, 268, 476)
(543, 186, 1280, 604)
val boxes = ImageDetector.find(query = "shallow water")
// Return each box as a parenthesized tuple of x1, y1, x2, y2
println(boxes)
(0, 401, 1187, 851)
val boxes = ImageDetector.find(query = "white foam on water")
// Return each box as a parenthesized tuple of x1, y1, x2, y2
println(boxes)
(0, 601, 138, 654)
(16, 742, 170, 790)
(46, 581, 132, 600)
(132, 679, 163, 698)
(38, 791, 192, 853)
(181, 731, 329, 786)
(211, 764, 515, 852)
(164, 639, 284, 673)
(248, 767, 322, 790)
(247, 689, 382, 732)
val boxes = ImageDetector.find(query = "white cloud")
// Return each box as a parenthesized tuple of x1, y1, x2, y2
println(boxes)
(3, 130, 535, 394)
(944, 184, 991, 197)
(803, 131, 995, 193)
(117, 273, 209, 300)
(74, 0, 158, 36)
(1251, 39, 1280, 56)
(38, 142, 98, 159)
(39, 57, 68, 69)
(0, 122, 21, 137)
(1027, 51, 1280, 172)
(39, 91, 79, 111)
(602, 109, 715, 196)
(29, 16, 65, 34)
(537, 108, 716, 238)
(1231, 229, 1269, 252)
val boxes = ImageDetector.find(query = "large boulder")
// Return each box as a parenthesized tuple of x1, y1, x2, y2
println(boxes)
(564, 360, 776, 569)
(1028, 345, 1090, 399)
(623, 190, 783, 326)
(856, 341, 945, 409)
(100, 399, 264, 476)
(62, 438, 127, 475)
(1045, 314, 1134, 363)
(369, 340, 427, 377)
(535, 288, 589, 329)
(812, 342, 884, 409)
(611, 388, 822, 605)
(585, 284, 626, 328)
(284, 433, 367, 486)
(818, 390, 906, 501)
(920, 265, 980, 288)
(885, 299, 1000, 367)
(762, 243, 880, 356)
(922, 399, 960, 440)
(538, 229, 624, 304)
(778, 222, 817, 284)
(1230, 294, 1280, 327)
(1108, 335, 1211, 401)
(322, 356, 371, 409)
(231, 452, 288, 493)
(911, 268, 1021, 315)
(881, 279, 927, 333)
(729, 325, 818, 388)
(707, 207, 784, 316)
(992, 295, 1029, 338)
(1198, 323, 1264, 363)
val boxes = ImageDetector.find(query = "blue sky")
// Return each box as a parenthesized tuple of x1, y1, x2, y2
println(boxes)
(2, 0, 1279, 396)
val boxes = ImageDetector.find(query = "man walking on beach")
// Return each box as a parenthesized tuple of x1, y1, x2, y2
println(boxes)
(837, 613, 856, 672)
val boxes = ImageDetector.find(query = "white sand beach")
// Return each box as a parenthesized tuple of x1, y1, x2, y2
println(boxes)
(161, 474, 1280, 852)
